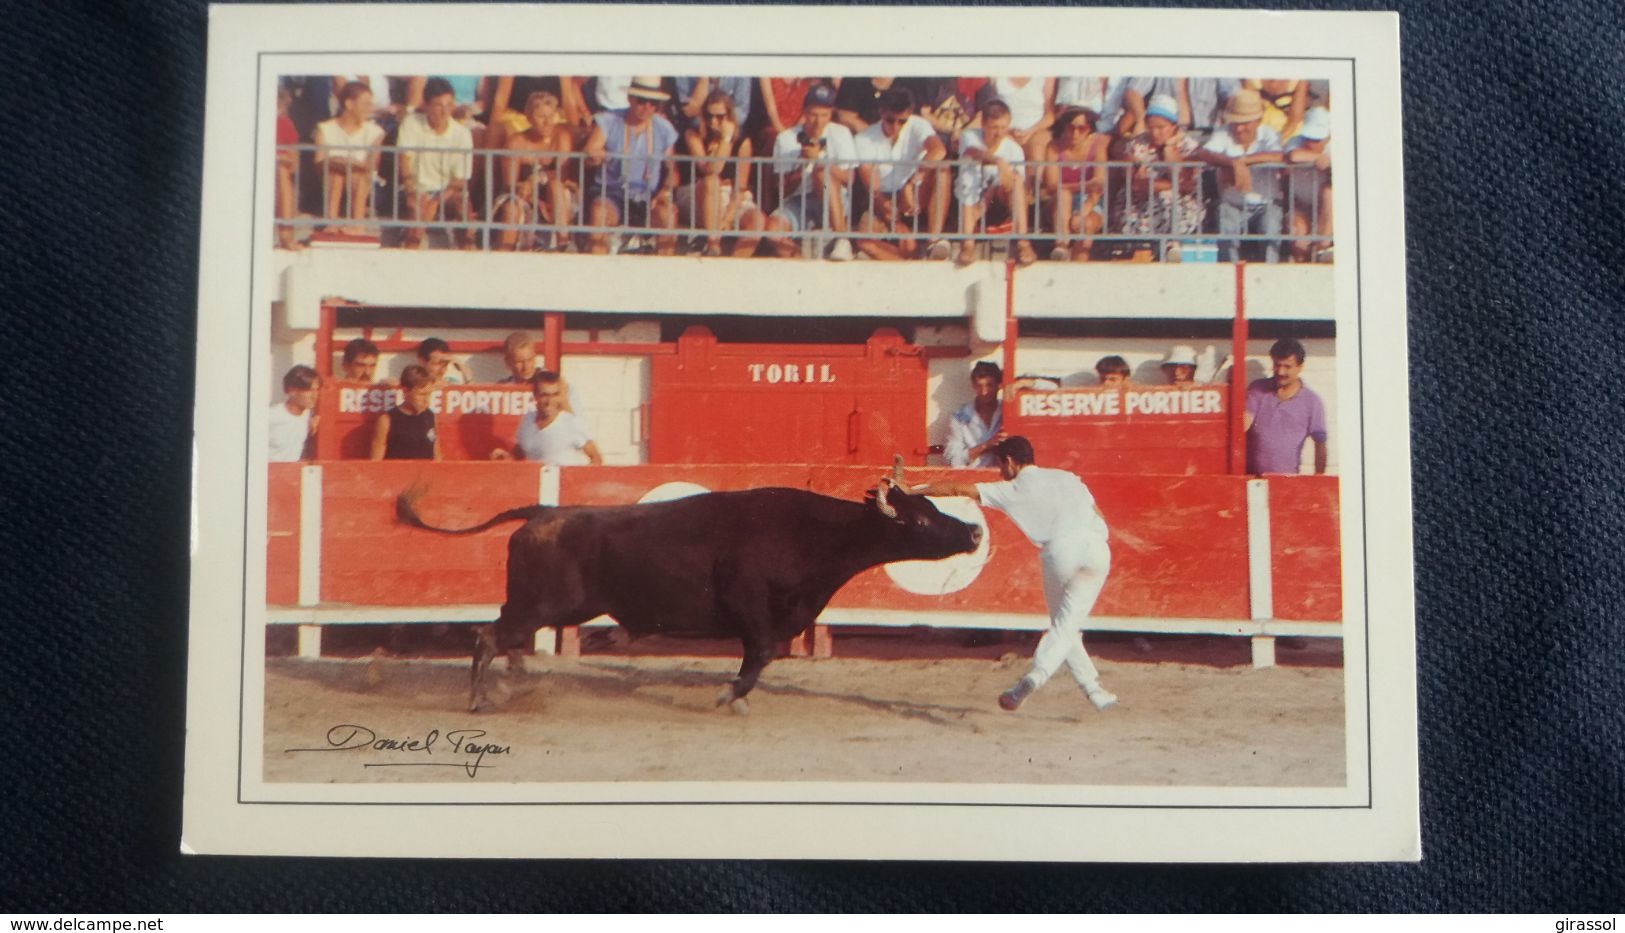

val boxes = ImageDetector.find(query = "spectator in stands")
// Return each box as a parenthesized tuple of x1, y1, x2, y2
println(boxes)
(332, 75, 401, 133)
(371, 365, 440, 461)
(1197, 88, 1286, 263)
(494, 89, 576, 252)
(584, 76, 680, 256)
(677, 89, 767, 257)
(1249, 79, 1309, 140)
(1186, 78, 1244, 133)
(416, 337, 471, 386)
(834, 77, 898, 134)
(314, 80, 386, 235)
(1040, 107, 1109, 262)
(398, 77, 475, 250)
(1095, 355, 1131, 388)
(673, 77, 753, 136)
(1114, 78, 1189, 138)
(269, 365, 321, 463)
(1284, 107, 1333, 263)
(497, 333, 583, 410)
(854, 87, 951, 261)
(756, 77, 824, 156)
(406, 75, 486, 128)
(485, 76, 579, 151)
(275, 86, 302, 250)
(895, 79, 966, 156)
(978, 77, 1055, 161)
(943, 361, 1007, 469)
(1107, 93, 1206, 262)
(954, 98, 1038, 267)
(498, 332, 539, 384)
(765, 84, 857, 262)
(1161, 344, 1199, 386)
(491, 371, 603, 465)
(1245, 338, 1328, 475)
(590, 75, 634, 114)
(341, 338, 381, 383)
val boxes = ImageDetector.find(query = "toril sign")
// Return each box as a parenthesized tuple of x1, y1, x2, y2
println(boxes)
(746, 363, 837, 385)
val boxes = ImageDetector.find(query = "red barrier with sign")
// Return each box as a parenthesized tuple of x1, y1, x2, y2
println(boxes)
(314, 381, 536, 461)
(1004, 386, 1232, 475)
(648, 327, 930, 466)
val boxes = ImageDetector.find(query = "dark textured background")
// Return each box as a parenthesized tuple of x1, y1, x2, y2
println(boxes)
(1, 0, 1621, 913)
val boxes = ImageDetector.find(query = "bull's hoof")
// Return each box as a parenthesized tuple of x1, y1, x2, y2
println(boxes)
(714, 684, 736, 707)
(729, 697, 751, 717)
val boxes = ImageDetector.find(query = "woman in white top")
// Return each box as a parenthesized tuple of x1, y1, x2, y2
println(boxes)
(314, 80, 385, 234)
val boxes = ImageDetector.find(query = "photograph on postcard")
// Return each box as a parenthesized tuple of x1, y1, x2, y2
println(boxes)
(186, 4, 1415, 860)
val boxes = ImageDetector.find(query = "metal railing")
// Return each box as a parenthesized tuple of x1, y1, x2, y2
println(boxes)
(274, 142, 1334, 263)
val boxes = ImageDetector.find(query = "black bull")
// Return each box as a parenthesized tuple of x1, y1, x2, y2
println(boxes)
(395, 480, 982, 712)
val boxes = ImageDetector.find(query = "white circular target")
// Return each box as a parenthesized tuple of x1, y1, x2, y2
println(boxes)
(883, 497, 991, 595)
(639, 482, 712, 503)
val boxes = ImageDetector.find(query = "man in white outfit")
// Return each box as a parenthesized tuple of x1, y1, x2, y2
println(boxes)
(918, 435, 1117, 712)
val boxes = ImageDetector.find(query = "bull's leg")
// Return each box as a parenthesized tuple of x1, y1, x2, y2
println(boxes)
(469, 623, 498, 712)
(715, 636, 777, 716)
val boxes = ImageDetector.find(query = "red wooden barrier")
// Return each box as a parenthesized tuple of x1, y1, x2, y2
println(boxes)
(314, 381, 536, 461)
(1004, 386, 1232, 476)
(1269, 475, 1343, 621)
(266, 463, 302, 605)
(648, 326, 930, 466)
(265, 463, 1341, 632)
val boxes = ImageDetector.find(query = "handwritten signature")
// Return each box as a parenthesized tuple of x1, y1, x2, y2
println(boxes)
(285, 724, 512, 777)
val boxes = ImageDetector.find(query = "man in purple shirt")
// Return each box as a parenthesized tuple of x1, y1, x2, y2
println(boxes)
(1244, 337, 1328, 474)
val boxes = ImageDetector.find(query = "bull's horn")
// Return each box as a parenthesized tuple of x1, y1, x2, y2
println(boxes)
(891, 454, 906, 487)
(875, 480, 898, 519)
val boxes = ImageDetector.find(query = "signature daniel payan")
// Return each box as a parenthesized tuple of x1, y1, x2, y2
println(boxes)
(286, 724, 512, 777)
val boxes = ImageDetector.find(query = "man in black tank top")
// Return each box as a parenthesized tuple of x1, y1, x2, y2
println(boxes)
(370, 364, 440, 460)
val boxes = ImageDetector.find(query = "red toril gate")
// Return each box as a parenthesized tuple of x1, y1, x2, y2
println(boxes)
(648, 326, 930, 465)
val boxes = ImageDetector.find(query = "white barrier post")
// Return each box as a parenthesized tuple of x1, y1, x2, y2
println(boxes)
(1246, 477, 1276, 669)
(297, 465, 324, 658)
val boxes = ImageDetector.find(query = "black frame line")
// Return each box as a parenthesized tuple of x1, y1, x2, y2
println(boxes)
(231, 49, 1373, 814)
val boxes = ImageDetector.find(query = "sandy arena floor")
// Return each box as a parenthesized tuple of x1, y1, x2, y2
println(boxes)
(263, 642, 1346, 787)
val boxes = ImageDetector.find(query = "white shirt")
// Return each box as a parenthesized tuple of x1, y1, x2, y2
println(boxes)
(943, 400, 1001, 468)
(990, 77, 1047, 132)
(1203, 123, 1285, 204)
(515, 410, 593, 465)
(396, 112, 473, 193)
(773, 123, 858, 200)
(976, 465, 1107, 549)
(1055, 77, 1110, 114)
(267, 403, 310, 462)
(954, 129, 1026, 203)
(594, 76, 632, 112)
(855, 115, 938, 193)
(314, 118, 385, 167)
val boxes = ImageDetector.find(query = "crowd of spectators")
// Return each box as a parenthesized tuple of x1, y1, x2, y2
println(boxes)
(276, 74, 1333, 264)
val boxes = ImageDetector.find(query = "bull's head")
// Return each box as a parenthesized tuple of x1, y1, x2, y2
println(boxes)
(867, 455, 982, 559)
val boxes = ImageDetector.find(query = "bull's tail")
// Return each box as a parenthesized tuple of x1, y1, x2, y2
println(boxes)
(395, 485, 552, 536)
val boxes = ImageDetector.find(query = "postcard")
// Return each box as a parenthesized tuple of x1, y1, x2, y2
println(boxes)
(184, 3, 1417, 860)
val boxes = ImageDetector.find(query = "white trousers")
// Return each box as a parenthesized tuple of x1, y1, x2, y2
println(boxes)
(1026, 534, 1111, 690)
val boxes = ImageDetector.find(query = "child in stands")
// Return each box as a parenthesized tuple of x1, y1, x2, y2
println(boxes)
(371, 365, 440, 460)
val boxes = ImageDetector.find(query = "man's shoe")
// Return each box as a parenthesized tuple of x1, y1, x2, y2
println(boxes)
(1049, 245, 1070, 262)
(828, 238, 855, 261)
(998, 677, 1036, 711)
(926, 238, 951, 261)
(1083, 682, 1118, 711)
